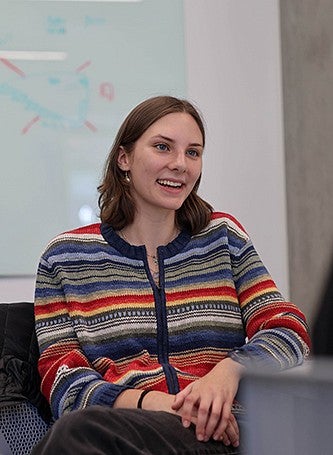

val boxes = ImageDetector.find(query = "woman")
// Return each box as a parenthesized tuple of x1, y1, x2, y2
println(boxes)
(33, 96, 310, 454)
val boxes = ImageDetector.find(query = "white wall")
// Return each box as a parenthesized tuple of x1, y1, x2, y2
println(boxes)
(1, 277, 36, 303)
(184, 0, 289, 296)
(0, 0, 289, 301)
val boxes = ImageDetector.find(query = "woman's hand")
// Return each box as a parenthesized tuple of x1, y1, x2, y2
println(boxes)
(172, 357, 244, 445)
(143, 389, 240, 447)
(219, 413, 240, 447)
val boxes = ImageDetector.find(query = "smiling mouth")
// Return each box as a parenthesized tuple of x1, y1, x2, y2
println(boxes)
(157, 179, 183, 188)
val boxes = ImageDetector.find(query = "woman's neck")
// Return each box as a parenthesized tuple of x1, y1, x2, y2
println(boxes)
(120, 213, 179, 252)
(118, 212, 179, 288)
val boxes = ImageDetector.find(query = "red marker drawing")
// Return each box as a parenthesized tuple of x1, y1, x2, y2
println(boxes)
(2, 58, 102, 134)
(0, 58, 26, 78)
(22, 116, 41, 135)
(85, 120, 97, 132)
(76, 60, 91, 73)
(100, 82, 114, 102)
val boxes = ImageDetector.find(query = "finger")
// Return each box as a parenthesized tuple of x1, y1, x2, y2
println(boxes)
(200, 398, 222, 441)
(222, 413, 239, 437)
(194, 398, 213, 441)
(224, 419, 239, 447)
(179, 390, 198, 429)
(211, 401, 233, 439)
(213, 415, 239, 447)
(221, 400, 233, 431)
(172, 385, 192, 410)
(220, 432, 231, 446)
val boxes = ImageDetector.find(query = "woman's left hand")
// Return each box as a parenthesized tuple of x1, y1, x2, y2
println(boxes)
(219, 413, 240, 447)
(171, 357, 244, 444)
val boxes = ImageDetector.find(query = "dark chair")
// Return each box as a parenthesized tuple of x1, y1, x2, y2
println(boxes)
(0, 302, 52, 454)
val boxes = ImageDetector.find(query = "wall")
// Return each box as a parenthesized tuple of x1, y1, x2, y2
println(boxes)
(1, 277, 36, 303)
(280, 0, 333, 323)
(1, 0, 289, 304)
(184, 0, 289, 295)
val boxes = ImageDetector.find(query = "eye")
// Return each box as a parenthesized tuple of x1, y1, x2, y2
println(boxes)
(155, 143, 169, 152)
(186, 149, 200, 158)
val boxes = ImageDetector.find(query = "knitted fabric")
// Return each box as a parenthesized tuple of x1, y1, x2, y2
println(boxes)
(35, 212, 310, 419)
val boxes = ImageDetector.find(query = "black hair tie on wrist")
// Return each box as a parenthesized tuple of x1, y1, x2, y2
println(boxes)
(137, 390, 151, 409)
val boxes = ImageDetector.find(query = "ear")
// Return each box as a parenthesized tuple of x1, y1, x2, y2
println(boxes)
(117, 146, 130, 171)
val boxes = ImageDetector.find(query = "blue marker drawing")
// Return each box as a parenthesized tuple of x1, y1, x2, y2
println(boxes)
(0, 59, 98, 134)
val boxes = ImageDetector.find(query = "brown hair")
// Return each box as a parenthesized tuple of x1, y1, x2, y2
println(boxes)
(98, 95, 213, 235)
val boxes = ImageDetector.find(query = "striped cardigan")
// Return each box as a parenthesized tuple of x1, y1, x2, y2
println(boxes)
(35, 212, 310, 419)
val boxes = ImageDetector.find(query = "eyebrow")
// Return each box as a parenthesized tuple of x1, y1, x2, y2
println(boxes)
(152, 134, 203, 148)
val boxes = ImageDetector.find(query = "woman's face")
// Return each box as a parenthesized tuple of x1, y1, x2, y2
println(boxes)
(118, 112, 203, 217)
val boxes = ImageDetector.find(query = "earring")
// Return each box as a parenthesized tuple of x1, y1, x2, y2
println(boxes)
(125, 171, 131, 183)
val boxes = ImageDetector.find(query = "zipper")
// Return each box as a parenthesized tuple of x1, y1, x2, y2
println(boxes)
(150, 257, 180, 394)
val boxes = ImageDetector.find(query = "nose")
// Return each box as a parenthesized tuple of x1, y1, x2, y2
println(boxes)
(170, 150, 186, 173)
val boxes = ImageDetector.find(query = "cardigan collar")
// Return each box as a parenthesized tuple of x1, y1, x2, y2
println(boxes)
(100, 223, 191, 261)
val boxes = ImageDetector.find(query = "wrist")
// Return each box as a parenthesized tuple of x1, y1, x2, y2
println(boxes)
(137, 390, 176, 413)
(222, 357, 246, 375)
(137, 390, 152, 409)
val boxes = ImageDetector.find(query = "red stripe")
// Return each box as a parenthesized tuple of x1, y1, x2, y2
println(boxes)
(35, 294, 155, 316)
(211, 212, 246, 231)
(35, 286, 238, 316)
(166, 286, 237, 300)
(67, 223, 101, 234)
(238, 279, 277, 302)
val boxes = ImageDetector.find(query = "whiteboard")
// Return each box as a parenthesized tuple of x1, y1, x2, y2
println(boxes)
(0, 0, 186, 275)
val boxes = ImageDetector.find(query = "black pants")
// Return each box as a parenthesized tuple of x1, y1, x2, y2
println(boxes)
(31, 406, 244, 455)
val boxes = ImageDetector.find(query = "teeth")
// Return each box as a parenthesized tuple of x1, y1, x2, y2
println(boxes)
(158, 179, 182, 188)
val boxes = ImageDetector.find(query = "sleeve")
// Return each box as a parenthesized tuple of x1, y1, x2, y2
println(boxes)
(227, 237, 311, 370)
(34, 254, 130, 420)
